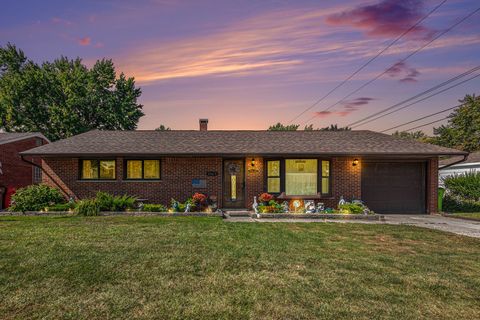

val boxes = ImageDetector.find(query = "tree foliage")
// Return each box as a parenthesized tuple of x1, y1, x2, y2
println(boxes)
(268, 123, 350, 131)
(392, 130, 432, 143)
(0, 43, 144, 141)
(433, 94, 480, 152)
(155, 124, 171, 131)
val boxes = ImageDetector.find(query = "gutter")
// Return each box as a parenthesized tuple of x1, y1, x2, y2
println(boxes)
(20, 155, 70, 198)
(439, 153, 469, 170)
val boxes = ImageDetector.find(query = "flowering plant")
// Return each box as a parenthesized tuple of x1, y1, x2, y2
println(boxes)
(258, 192, 273, 203)
(192, 192, 207, 205)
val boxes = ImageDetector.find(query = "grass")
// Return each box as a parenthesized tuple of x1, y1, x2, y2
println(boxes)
(1, 216, 479, 320)
(447, 212, 480, 221)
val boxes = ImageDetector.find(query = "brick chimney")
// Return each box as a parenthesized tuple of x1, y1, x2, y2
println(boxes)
(199, 118, 208, 131)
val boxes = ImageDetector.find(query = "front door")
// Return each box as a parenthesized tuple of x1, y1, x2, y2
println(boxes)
(223, 159, 245, 208)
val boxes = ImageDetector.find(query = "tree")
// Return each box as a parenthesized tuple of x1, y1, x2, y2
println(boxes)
(433, 94, 480, 152)
(0, 43, 144, 141)
(268, 122, 300, 131)
(319, 124, 351, 131)
(392, 130, 432, 143)
(155, 124, 171, 131)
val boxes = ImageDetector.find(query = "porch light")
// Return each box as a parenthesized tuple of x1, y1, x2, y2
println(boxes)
(352, 159, 359, 167)
(248, 158, 259, 173)
(250, 158, 256, 168)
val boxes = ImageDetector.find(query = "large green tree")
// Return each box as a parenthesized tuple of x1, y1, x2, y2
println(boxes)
(433, 94, 480, 152)
(0, 43, 144, 141)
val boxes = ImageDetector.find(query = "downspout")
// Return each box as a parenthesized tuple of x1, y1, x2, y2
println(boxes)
(438, 153, 469, 170)
(20, 155, 70, 198)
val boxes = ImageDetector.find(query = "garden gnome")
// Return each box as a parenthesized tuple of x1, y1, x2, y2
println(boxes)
(282, 201, 289, 213)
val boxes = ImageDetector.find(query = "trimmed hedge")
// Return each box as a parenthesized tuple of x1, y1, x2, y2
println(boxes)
(443, 171, 480, 201)
(142, 204, 168, 212)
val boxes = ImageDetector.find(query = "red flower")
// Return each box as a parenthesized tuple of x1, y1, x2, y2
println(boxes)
(192, 192, 207, 204)
(258, 193, 273, 203)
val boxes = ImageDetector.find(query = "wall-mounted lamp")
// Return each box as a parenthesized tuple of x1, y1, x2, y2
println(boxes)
(352, 159, 359, 167)
(248, 158, 259, 173)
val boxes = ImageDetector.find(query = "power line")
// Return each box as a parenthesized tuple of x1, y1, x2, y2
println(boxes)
(380, 104, 461, 133)
(351, 71, 480, 128)
(303, 6, 480, 126)
(347, 65, 480, 127)
(402, 116, 449, 132)
(286, 0, 448, 124)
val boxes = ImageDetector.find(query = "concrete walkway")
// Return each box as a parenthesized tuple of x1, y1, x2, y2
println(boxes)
(225, 214, 480, 238)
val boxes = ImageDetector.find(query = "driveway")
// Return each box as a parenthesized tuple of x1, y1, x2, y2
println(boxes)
(382, 214, 480, 238)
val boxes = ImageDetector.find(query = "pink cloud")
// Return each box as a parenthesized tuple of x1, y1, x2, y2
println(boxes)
(325, 0, 434, 39)
(78, 37, 91, 46)
(386, 61, 420, 83)
(314, 97, 374, 118)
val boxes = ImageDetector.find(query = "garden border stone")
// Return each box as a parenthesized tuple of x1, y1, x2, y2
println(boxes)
(0, 211, 223, 217)
(253, 212, 384, 221)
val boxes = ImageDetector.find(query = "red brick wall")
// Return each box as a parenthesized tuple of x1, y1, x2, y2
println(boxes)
(41, 155, 439, 212)
(245, 157, 264, 208)
(0, 137, 47, 189)
(42, 157, 223, 206)
(427, 157, 439, 214)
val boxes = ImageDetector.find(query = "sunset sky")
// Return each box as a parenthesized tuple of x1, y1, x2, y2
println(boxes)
(1, 0, 479, 133)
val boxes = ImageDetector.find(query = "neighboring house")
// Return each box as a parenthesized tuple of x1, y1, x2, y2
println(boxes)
(0, 132, 49, 208)
(20, 120, 466, 214)
(439, 151, 480, 184)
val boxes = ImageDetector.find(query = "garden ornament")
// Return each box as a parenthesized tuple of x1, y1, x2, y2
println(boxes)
(338, 196, 346, 207)
(305, 200, 315, 213)
(184, 203, 191, 213)
(316, 202, 325, 213)
(252, 196, 258, 214)
(292, 200, 301, 213)
(282, 201, 289, 213)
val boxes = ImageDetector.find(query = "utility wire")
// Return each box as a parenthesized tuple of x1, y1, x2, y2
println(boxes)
(347, 65, 480, 127)
(286, 0, 448, 124)
(380, 104, 461, 133)
(351, 71, 480, 128)
(402, 116, 449, 132)
(303, 6, 480, 127)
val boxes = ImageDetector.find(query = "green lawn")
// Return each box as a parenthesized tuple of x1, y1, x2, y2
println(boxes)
(448, 212, 480, 221)
(1, 216, 479, 320)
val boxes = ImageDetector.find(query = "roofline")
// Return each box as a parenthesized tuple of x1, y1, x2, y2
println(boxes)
(20, 151, 468, 157)
(0, 133, 50, 146)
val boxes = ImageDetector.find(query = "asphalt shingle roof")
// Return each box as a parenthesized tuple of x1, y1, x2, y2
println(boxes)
(20, 130, 466, 157)
(0, 132, 48, 146)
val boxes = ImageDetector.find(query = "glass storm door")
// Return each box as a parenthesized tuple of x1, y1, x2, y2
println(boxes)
(223, 159, 245, 208)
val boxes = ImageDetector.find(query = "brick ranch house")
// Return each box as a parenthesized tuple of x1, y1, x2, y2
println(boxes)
(0, 132, 49, 209)
(21, 120, 466, 214)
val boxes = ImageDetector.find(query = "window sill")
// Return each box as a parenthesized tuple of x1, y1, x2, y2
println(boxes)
(77, 180, 118, 182)
(276, 192, 332, 200)
(123, 179, 162, 182)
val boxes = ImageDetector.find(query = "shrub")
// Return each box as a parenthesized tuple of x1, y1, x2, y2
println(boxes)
(443, 171, 480, 201)
(338, 203, 364, 214)
(75, 199, 100, 216)
(142, 204, 168, 212)
(46, 203, 76, 212)
(94, 191, 137, 211)
(9, 184, 65, 212)
(443, 194, 480, 213)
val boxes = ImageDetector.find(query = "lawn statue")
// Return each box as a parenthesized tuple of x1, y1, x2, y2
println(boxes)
(305, 200, 315, 213)
(252, 196, 258, 214)
(338, 196, 346, 207)
(282, 201, 289, 213)
(184, 203, 191, 213)
(316, 202, 325, 213)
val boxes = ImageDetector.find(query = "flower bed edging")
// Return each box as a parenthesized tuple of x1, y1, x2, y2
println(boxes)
(0, 211, 223, 217)
(253, 213, 384, 221)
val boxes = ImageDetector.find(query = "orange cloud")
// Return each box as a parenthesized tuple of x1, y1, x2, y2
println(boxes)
(78, 37, 91, 46)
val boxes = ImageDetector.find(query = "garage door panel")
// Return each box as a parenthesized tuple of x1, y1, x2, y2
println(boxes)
(362, 162, 426, 214)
